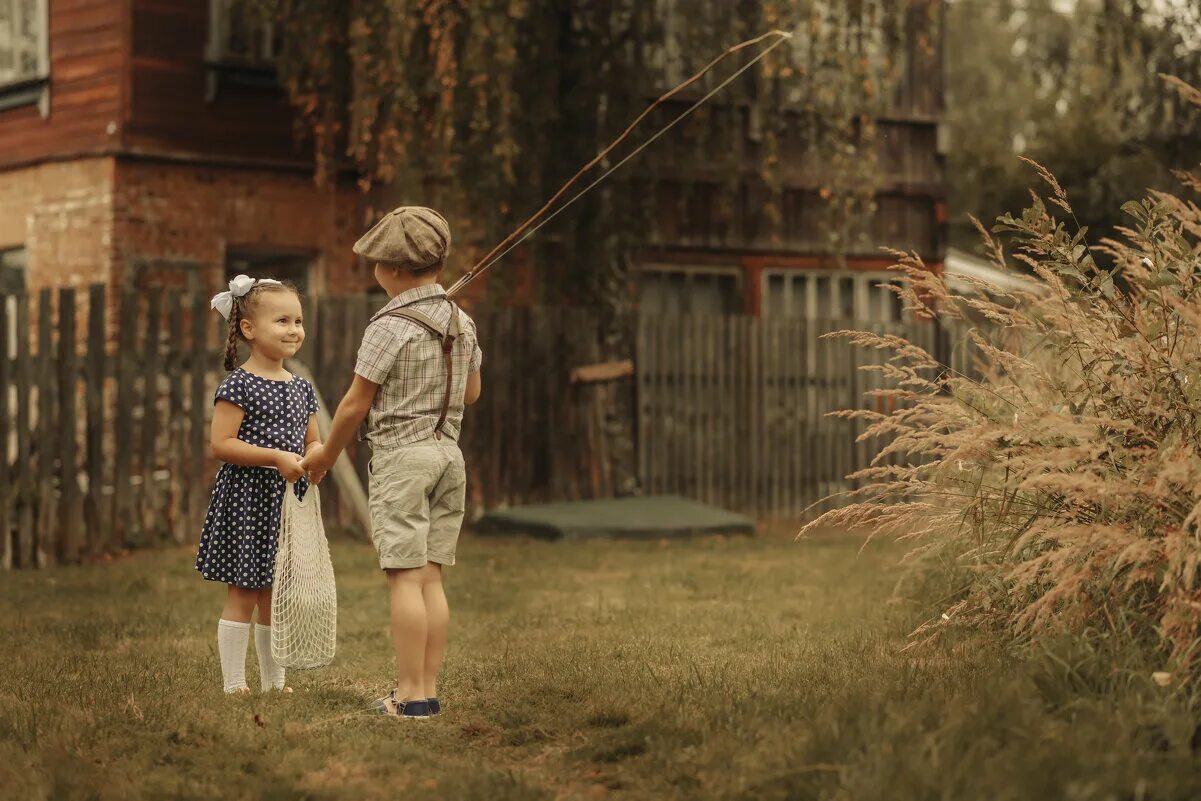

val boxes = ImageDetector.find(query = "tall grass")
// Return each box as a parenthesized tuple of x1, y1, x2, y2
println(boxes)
(803, 77, 1201, 673)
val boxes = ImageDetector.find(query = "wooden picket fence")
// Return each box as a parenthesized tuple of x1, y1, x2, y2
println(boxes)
(0, 285, 981, 569)
(636, 315, 947, 518)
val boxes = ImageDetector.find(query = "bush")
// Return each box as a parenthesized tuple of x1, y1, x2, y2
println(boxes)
(804, 78, 1201, 673)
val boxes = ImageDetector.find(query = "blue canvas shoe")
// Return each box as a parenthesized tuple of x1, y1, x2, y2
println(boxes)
(371, 690, 431, 719)
(427, 697, 442, 716)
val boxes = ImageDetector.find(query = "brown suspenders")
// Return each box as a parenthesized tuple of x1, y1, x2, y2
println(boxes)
(380, 300, 463, 439)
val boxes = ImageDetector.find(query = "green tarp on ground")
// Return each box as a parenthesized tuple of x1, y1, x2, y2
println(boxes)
(475, 495, 753, 541)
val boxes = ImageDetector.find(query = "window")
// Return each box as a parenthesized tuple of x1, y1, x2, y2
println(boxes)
(225, 248, 311, 294)
(205, 0, 280, 99)
(761, 269, 903, 321)
(639, 265, 742, 315)
(0, 0, 49, 115)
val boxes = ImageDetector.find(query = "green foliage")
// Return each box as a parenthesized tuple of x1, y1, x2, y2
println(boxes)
(246, 0, 940, 305)
(946, 0, 1201, 254)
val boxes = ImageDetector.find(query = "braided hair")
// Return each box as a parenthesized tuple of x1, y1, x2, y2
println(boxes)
(221, 281, 299, 371)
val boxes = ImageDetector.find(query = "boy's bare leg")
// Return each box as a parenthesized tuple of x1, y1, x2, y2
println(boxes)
(421, 563, 449, 699)
(387, 567, 428, 702)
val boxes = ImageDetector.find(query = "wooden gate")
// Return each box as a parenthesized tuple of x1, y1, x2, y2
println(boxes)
(636, 314, 943, 519)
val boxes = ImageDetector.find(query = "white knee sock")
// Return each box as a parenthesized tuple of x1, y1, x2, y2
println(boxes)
(217, 619, 250, 693)
(254, 625, 286, 691)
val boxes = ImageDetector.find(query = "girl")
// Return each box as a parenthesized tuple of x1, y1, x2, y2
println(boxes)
(196, 275, 325, 694)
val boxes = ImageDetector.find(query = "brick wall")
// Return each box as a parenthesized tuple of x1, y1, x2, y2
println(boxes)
(112, 161, 367, 296)
(0, 158, 118, 291)
(0, 156, 368, 298)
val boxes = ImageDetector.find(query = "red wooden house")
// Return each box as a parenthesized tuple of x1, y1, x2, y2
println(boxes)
(0, 1, 944, 317)
(0, 0, 366, 301)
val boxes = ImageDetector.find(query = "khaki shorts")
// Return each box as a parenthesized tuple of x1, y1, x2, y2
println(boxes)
(368, 438, 467, 569)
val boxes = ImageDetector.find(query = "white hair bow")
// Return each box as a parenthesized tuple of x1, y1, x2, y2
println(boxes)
(210, 275, 282, 320)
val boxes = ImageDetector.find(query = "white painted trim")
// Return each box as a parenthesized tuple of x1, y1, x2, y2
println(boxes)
(945, 247, 1042, 295)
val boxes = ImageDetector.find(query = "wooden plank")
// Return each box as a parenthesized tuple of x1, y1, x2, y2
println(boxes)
(84, 284, 107, 558)
(702, 313, 716, 506)
(753, 315, 765, 517)
(635, 314, 647, 495)
(188, 293, 208, 541)
(0, 291, 10, 569)
(819, 318, 834, 507)
(56, 289, 81, 563)
(767, 316, 780, 518)
(803, 317, 818, 517)
(317, 297, 339, 526)
(645, 313, 659, 496)
(650, 313, 663, 498)
(691, 314, 703, 503)
(793, 317, 805, 517)
(730, 316, 742, 511)
(569, 359, 634, 385)
(487, 307, 505, 508)
(139, 287, 163, 541)
(36, 289, 56, 567)
(724, 316, 737, 510)
(111, 290, 138, 551)
(669, 312, 682, 498)
(683, 312, 695, 500)
(352, 295, 374, 500)
(166, 288, 187, 543)
(14, 293, 33, 567)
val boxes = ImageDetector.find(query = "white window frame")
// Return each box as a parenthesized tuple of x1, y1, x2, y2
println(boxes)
(206, 0, 278, 65)
(205, 0, 279, 101)
(0, 0, 50, 116)
(760, 269, 904, 322)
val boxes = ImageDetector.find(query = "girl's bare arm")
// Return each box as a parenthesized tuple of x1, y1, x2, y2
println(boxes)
(210, 400, 296, 470)
(303, 416, 321, 453)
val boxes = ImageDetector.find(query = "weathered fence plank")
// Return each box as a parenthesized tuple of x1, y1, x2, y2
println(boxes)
(85, 284, 107, 557)
(111, 291, 138, 551)
(138, 288, 163, 540)
(166, 289, 187, 543)
(0, 292, 10, 569)
(56, 289, 81, 563)
(35, 289, 55, 567)
(14, 293, 33, 567)
(188, 294, 208, 546)
(2, 286, 952, 569)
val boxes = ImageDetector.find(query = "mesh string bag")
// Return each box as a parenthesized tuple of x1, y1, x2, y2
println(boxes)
(271, 483, 337, 669)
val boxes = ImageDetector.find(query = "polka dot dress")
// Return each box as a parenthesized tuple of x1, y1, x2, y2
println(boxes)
(195, 368, 319, 589)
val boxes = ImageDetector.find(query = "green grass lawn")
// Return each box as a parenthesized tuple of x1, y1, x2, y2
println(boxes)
(1, 529, 1199, 800)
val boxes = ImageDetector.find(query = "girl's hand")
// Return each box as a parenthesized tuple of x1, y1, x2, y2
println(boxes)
(303, 442, 329, 485)
(300, 444, 333, 482)
(275, 451, 306, 482)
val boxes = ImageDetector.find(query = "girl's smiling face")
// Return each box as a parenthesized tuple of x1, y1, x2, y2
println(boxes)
(240, 290, 304, 361)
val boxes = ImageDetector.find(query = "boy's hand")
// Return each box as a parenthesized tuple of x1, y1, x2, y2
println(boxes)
(303, 441, 328, 485)
(300, 444, 334, 483)
(275, 451, 306, 482)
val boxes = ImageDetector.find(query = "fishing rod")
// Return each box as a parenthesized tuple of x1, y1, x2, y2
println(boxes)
(445, 29, 793, 299)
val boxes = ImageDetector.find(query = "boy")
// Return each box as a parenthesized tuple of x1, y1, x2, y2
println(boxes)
(301, 206, 482, 719)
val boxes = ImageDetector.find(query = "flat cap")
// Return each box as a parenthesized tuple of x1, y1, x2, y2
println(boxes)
(353, 206, 451, 270)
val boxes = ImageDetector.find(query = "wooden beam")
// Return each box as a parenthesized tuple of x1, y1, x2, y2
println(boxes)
(569, 359, 634, 385)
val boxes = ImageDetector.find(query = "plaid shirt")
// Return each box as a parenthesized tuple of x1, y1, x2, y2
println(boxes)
(354, 284, 483, 448)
